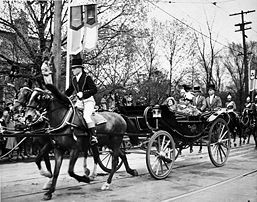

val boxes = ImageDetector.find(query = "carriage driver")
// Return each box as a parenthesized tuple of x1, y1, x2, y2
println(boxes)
(65, 57, 98, 145)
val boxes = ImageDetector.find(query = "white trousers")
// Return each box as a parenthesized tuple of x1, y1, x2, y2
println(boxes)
(75, 96, 95, 128)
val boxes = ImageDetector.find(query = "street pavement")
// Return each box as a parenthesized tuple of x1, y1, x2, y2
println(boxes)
(0, 138, 257, 202)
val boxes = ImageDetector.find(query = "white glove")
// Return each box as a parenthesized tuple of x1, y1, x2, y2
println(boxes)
(77, 92, 83, 99)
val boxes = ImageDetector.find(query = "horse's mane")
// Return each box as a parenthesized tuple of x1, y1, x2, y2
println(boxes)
(45, 84, 70, 106)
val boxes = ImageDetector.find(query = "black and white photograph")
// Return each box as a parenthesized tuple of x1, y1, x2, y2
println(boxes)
(0, 0, 257, 201)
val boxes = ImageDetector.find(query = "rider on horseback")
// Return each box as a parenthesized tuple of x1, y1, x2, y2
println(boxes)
(225, 93, 237, 111)
(65, 56, 98, 145)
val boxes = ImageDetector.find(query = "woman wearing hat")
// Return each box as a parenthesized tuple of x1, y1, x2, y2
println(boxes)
(205, 84, 222, 111)
(65, 57, 98, 145)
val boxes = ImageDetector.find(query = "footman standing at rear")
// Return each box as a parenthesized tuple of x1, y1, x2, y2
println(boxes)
(65, 56, 98, 145)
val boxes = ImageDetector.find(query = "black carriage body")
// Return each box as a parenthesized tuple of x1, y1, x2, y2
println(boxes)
(119, 105, 211, 147)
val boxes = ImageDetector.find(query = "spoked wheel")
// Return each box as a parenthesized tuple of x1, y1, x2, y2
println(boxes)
(146, 130, 175, 179)
(208, 118, 231, 167)
(98, 142, 125, 173)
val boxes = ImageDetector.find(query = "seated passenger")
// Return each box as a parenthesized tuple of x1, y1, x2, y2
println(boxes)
(163, 96, 177, 111)
(177, 93, 201, 116)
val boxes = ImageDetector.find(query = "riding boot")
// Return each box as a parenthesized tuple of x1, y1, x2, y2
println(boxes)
(89, 127, 98, 145)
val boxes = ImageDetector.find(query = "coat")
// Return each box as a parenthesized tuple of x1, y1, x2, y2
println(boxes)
(65, 71, 97, 100)
(192, 95, 207, 111)
(206, 95, 222, 111)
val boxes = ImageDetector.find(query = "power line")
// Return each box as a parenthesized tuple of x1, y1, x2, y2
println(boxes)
(230, 9, 255, 97)
(145, 0, 241, 53)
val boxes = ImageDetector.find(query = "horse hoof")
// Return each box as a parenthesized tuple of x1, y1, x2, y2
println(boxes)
(89, 174, 97, 181)
(234, 143, 237, 147)
(40, 169, 52, 178)
(101, 182, 110, 190)
(81, 175, 90, 183)
(190, 149, 193, 153)
(198, 150, 202, 154)
(43, 193, 52, 200)
(133, 170, 139, 176)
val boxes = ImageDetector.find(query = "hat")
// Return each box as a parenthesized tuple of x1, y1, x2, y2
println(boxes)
(208, 84, 216, 91)
(71, 58, 83, 69)
(193, 85, 201, 93)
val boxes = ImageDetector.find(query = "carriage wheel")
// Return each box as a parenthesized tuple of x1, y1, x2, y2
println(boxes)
(98, 141, 126, 173)
(146, 130, 175, 179)
(207, 118, 231, 167)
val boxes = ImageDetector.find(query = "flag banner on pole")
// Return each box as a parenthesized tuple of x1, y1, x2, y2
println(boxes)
(67, 6, 84, 55)
(83, 4, 98, 52)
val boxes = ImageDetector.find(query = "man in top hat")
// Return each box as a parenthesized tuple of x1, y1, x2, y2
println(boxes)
(205, 84, 222, 111)
(192, 85, 206, 112)
(65, 56, 98, 145)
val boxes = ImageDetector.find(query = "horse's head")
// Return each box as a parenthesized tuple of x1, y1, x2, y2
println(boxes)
(13, 87, 33, 110)
(25, 88, 52, 123)
(25, 85, 70, 128)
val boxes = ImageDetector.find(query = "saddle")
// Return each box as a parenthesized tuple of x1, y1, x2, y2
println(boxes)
(76, 107, 107, 128)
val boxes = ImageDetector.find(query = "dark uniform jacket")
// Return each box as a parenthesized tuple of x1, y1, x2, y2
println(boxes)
(65, 71, 97, 99)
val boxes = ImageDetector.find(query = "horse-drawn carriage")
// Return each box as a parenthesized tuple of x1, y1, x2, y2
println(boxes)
(0, 85, 232, 200)
(99, 104, 231, 179)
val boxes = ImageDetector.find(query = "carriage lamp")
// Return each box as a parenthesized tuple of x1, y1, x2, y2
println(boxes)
(152, 105, 162, 118)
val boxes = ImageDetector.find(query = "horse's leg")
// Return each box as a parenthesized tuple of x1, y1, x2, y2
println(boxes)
(36, 143, 53, 178)
(118, 148, 138, 176)
(89, 144, 99, 180)
(189, 144, 193, 153)
(101, 148, 119, 190)
(83, 151, 90, 176)
(43, 148, 64, 201)
(253, 128, 257, 149)
(198, 138, 202, 153)
(68, 149, 90, 183)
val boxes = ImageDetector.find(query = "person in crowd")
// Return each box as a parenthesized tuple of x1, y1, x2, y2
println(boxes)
(114, 92, 121, 108)
(205, 84, 222, 111)
(100, 94, 107, 111)
(126, 93, 134, 106)
(3, 107, 21, 160)
(122, 94, 128, 106)
(244, 95, 251, 108)
(192, 85, 206, 112)
(41, 56, 53, 85)
(0, 109, 7, 156)
(65, 56, 98, 145)
(107, 91, 115, 111)
(225, 93, 237, 111)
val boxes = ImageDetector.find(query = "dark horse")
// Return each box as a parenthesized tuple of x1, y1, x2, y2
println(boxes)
(226, 109, 244, 147)
(13, 87, 98, 190)
(25, 84, 138, 200)
(13, 87, 54, 188)
(240, 103, 257, 148)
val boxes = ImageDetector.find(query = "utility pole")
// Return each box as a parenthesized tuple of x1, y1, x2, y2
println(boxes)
(53, 1, 62, 89)
(229, 10, 255, 99)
